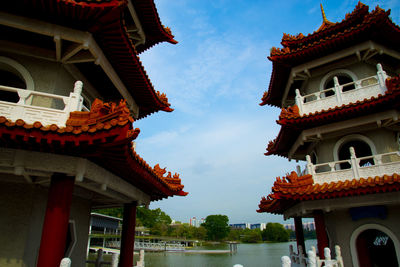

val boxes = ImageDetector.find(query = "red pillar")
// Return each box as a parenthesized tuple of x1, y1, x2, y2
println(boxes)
(37, 173, 75, 267)
(313, 210, 329, 259)
(294, 217, 306, 255)
(119, 202, 137, 267)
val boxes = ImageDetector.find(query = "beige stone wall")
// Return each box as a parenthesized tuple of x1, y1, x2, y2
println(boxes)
(0, 180, 91, 267)
(303, 61, 377, 96)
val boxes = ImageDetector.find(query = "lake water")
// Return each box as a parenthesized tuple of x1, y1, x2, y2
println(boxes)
(142, 239, 317, 267)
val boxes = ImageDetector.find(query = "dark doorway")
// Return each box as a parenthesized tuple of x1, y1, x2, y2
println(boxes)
(356, 229, 399, 267)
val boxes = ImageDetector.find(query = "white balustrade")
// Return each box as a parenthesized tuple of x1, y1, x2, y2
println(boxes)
(306, 148, 400, 184)
(295, 64, 388, 116)
(285, 245, 343, 267)
(0, 81, 84, 127)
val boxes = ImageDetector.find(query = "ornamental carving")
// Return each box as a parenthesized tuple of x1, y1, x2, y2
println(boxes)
(273, 171, 314, 190)
(279, 105, 300, 121)
(156, 91, 170, 105)
(67, 99, 132, 128)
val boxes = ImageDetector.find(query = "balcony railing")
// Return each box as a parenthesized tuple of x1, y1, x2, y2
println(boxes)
(0, 81, 84, 127)
(295, 64, 388, 116)
(305, 147, 400, 184)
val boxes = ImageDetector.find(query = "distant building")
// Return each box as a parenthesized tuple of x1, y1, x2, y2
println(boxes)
(283, 224, 295, 231)
(189, 217, 205, 227)
(250, 223, 266, 231)
(230, 223, 250, 229)
(283, 222, 315, 231)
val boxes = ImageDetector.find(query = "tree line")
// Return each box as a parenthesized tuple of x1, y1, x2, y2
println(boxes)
(95, 208, 315, 243)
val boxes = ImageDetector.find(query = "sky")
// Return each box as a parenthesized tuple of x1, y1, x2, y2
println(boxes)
(134, 0, 400, 224)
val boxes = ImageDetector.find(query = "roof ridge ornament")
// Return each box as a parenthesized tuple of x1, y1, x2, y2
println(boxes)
(320, 3, 329, 23)
(317, 3, 335, 32)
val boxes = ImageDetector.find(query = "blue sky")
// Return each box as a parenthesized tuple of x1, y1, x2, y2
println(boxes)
(135, 0, 400, 224)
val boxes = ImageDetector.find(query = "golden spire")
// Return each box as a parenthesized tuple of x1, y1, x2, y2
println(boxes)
(317, 3, 334, 32)
(320, 3, 329, 23)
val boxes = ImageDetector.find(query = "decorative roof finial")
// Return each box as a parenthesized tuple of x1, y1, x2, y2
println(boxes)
(320, 3, 328, 23)
(316, 3, 334, 32)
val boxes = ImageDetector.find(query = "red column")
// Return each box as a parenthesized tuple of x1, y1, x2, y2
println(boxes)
(294, 217, 306, 255)
(119, 202, 137, 267)
(313, 210, 329, 259)
(37, 173, 75, 267)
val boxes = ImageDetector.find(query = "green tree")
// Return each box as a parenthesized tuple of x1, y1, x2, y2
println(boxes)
(241, 229, 262, 243)
(193, 226, 207, 240)
(227, 228, 243, 241)
(202, 215, 230, 241)
(262, 223, 290, 242)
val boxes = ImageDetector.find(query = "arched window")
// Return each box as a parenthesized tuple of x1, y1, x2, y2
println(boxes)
(333, 134, 376, 170)
(0, 56, 34, 103)
(320, 69, 358, 97)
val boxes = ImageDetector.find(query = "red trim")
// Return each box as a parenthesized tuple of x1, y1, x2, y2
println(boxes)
(132, 0, 178, 53)
(119, 202, 137, 267)
(37, 174, 75, 267)
(314, 210, 329, 259)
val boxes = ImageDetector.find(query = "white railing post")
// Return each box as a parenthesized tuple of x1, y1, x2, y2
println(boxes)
(111, 253, 119, 267)
(62, 81, 83, 123)
(308, 248, 317, 267)
(295, 89, 304, 115)
(136, 249, 145, 267)
(333, 76, 342, 104)
(306, 155, 314, 175)
(282, 256, 291, 267)
(335, 245, 344, 267)
(350, 147, 360, 179)
(324, 247, 333, 267)
(376, 63, 388, 93)
(60, 258, 71, 267)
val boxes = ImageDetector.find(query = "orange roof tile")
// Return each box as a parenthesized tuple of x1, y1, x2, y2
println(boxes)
(0, 99, 187, 200)
(258, 172, 400, 214)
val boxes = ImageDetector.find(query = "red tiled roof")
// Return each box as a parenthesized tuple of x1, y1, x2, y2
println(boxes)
(257, 171, 400, 214)
(131, 0, 178, 53)
(0, 99, 187, 200)
(1, 0, 175, 118)
(260, 3, 400, 107)
(265, 75, 400, 157)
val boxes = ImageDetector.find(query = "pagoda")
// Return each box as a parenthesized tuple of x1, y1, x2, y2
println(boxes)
(0, 1, 187, 266)
(258, 3, 400, 266)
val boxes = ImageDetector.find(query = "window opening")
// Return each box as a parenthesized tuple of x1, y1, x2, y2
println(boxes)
(324, 74, 355, 97)
(338, 140, 373, 169)
(0, 69, 26, 103)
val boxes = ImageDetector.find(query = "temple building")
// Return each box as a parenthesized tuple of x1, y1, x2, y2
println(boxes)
(0, 0, 187, 266)
(257, 3, 400, 267)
